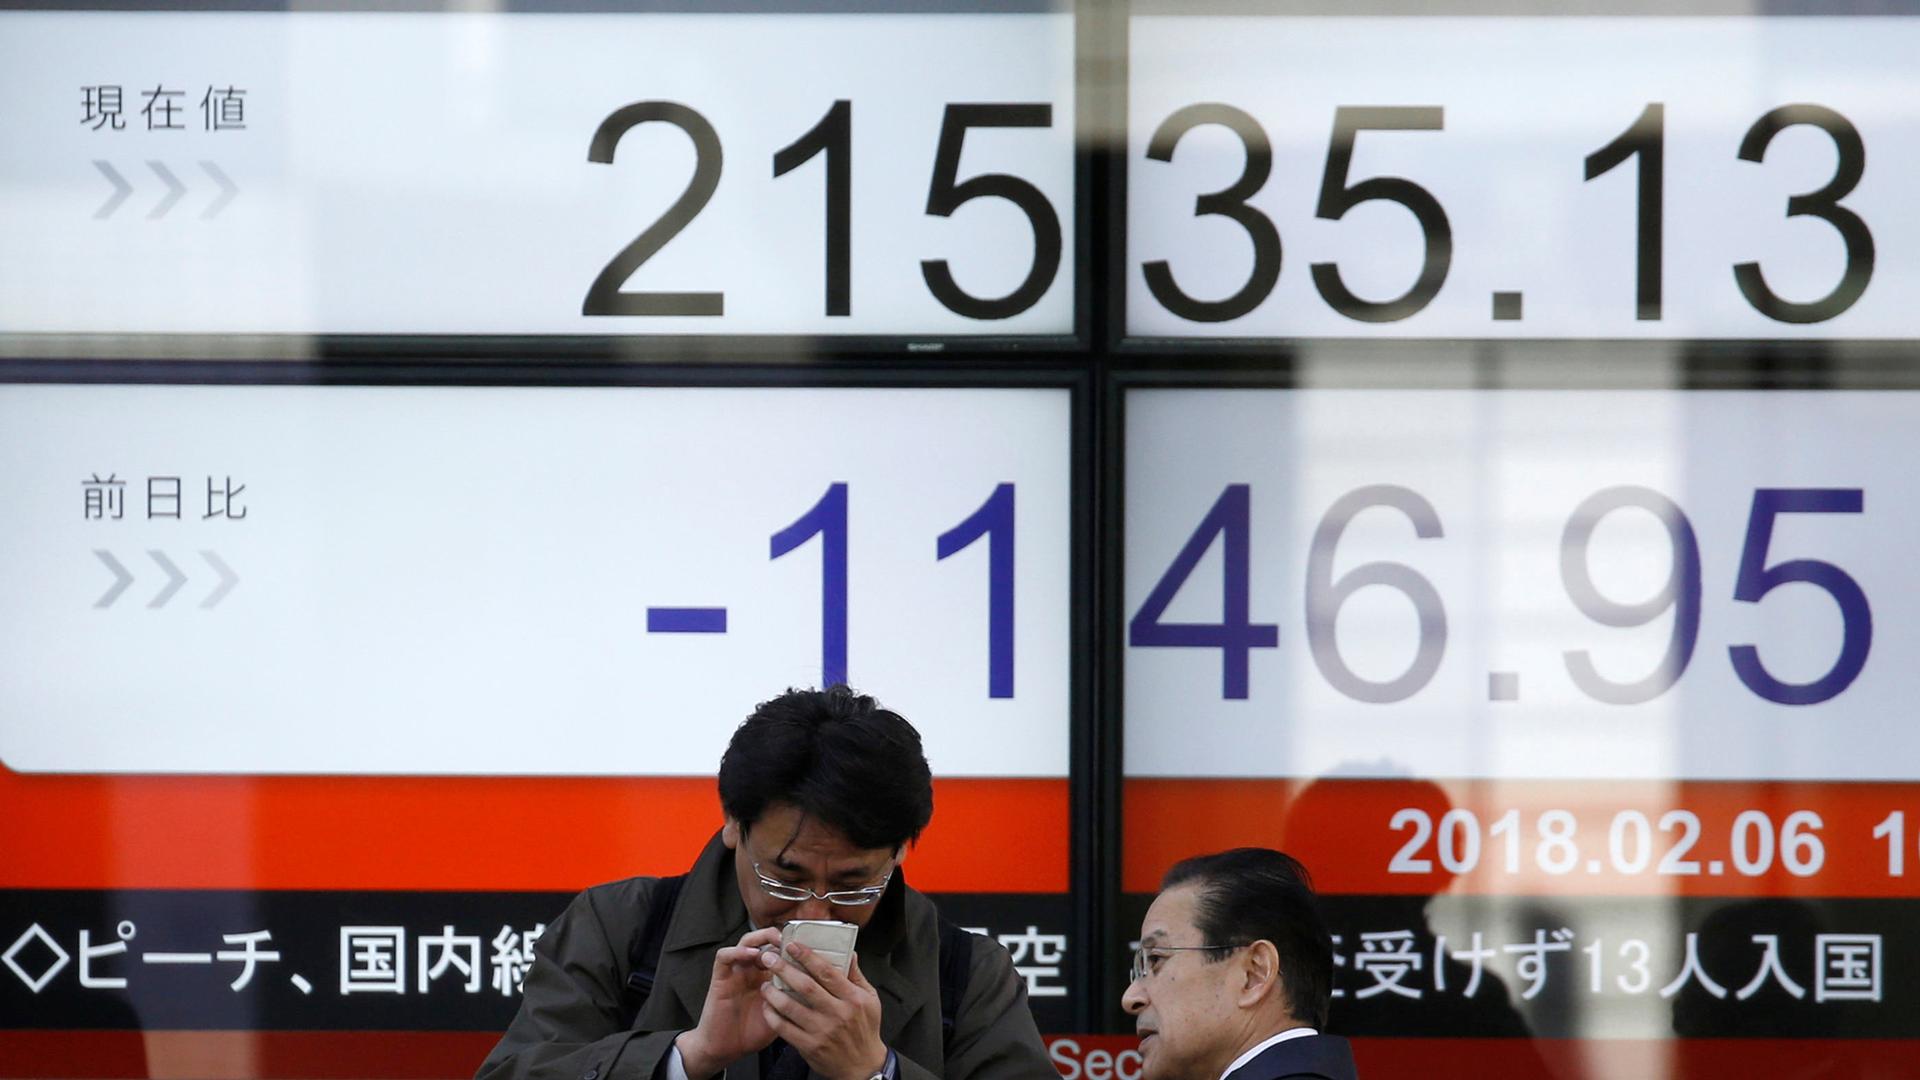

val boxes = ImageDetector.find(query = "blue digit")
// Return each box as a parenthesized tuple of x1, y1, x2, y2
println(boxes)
(771, 482, 849, 686)
(1128, 484, 1278, 699)
(1728, 488, 1871, 705)
(937, 483, 1015, 698)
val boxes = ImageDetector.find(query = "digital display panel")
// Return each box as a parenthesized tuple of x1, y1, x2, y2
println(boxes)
(7, 3, 1919, 1079)
(0, 383, 1080, 1072)
(1122, 387, 1919, 1075)
(0, 10, 1077, 338)
(1127, 17, 1920, 340)
(1, 385, 1071, 775)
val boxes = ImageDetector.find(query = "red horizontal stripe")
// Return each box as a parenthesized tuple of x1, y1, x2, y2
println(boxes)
(5, 1032, 1915, 1080)
(1050, 1036, 1920, 1080)
(0, 1031, 497, 1080)
(1124, 778, 1920, 897)
(0, 764, 1066, 892)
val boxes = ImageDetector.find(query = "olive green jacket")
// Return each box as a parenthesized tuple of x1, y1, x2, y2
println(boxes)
(475, 833, 1053, 1080)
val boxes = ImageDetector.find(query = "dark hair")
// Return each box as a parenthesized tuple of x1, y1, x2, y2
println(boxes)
(1162, 848, 1333, 1029)
(717, 685, 934, 851)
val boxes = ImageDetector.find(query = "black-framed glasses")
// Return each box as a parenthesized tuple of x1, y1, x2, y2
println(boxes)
(748, 856, 894, 906)
(1128, 942, 1249, 984)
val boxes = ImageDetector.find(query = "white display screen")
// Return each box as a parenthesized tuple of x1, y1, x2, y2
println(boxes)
(1126, 388, 1910, 781)
(1128, 17, 1920, 340)
(0, 385, 1073, 775)
(0, 10, 1076, 336)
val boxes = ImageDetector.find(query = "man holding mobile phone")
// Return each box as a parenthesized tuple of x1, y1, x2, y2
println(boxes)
(476, 685, 1053, 1080)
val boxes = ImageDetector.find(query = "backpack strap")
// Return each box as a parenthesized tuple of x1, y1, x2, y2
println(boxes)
(935, 918, 974, 1051)
(623, 874, 687, 1021)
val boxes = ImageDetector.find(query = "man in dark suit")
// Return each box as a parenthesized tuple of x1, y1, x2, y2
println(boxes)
(1122, 849, 1358, 1080)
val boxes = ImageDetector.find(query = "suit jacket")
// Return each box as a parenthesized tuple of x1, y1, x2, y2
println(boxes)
(475, 833, 1053, 1080)
(1223, 1034, 1358, 1080)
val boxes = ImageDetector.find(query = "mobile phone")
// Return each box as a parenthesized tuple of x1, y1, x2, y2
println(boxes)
(773, 919, 858, 992)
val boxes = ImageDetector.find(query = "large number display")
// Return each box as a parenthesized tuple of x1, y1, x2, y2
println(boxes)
(0, 10, 1076, 336)
(0, 384, 1078, 1072)
(1127, 17, 1920, 339)
(1126, 390, 1909, 781)
(0, 385, 1070, 773)
(7, 5, 1920, 1080)
(1122, 388, 1919, 1067)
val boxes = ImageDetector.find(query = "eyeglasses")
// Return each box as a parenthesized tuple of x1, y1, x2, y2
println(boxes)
(1129, 942, 1249, 984)
(749, 856, 894, 906)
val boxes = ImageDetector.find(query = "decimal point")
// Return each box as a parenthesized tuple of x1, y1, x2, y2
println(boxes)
(1488, 671, 1520, 701)
(1586, 859, 1602, 874)
(1492, 291, 1524, 321)
(1709, 860, 1725, 875)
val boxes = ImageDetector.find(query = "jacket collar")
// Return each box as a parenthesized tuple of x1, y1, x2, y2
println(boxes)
(1230, 1034, 1357, 1080)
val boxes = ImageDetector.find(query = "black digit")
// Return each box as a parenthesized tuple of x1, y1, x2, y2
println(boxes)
(1310, 106, 1451, 323)
(921, 104, 1063, 321)
(773, 100, 851, 317)
(1141, 104, 1280, 323)
(1733, 104, 1874, 324)
(583, 102, 723, 317)
(1583, 103, 1664, 321)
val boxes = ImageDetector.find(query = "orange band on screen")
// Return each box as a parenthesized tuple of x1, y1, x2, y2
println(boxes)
(0, 765, 1066, 893)
(1124, 777, 1920, 898)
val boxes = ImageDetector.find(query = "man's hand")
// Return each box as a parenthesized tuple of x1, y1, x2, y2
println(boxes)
(676, 927, 782, 1079)
(758, 943, 887, 1080)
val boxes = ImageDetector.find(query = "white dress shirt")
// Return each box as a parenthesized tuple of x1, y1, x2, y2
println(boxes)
(1218, 1026, 1319, 1080)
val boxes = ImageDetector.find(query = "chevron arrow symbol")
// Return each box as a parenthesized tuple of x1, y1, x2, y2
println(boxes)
(200, 161, 238, 219)
(147, 161, 185, 220)
(147, 549, 187, 608)
(200, 550, 238, 609)
(93, 550, 134, 608)
(92, 161, 132, 220)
